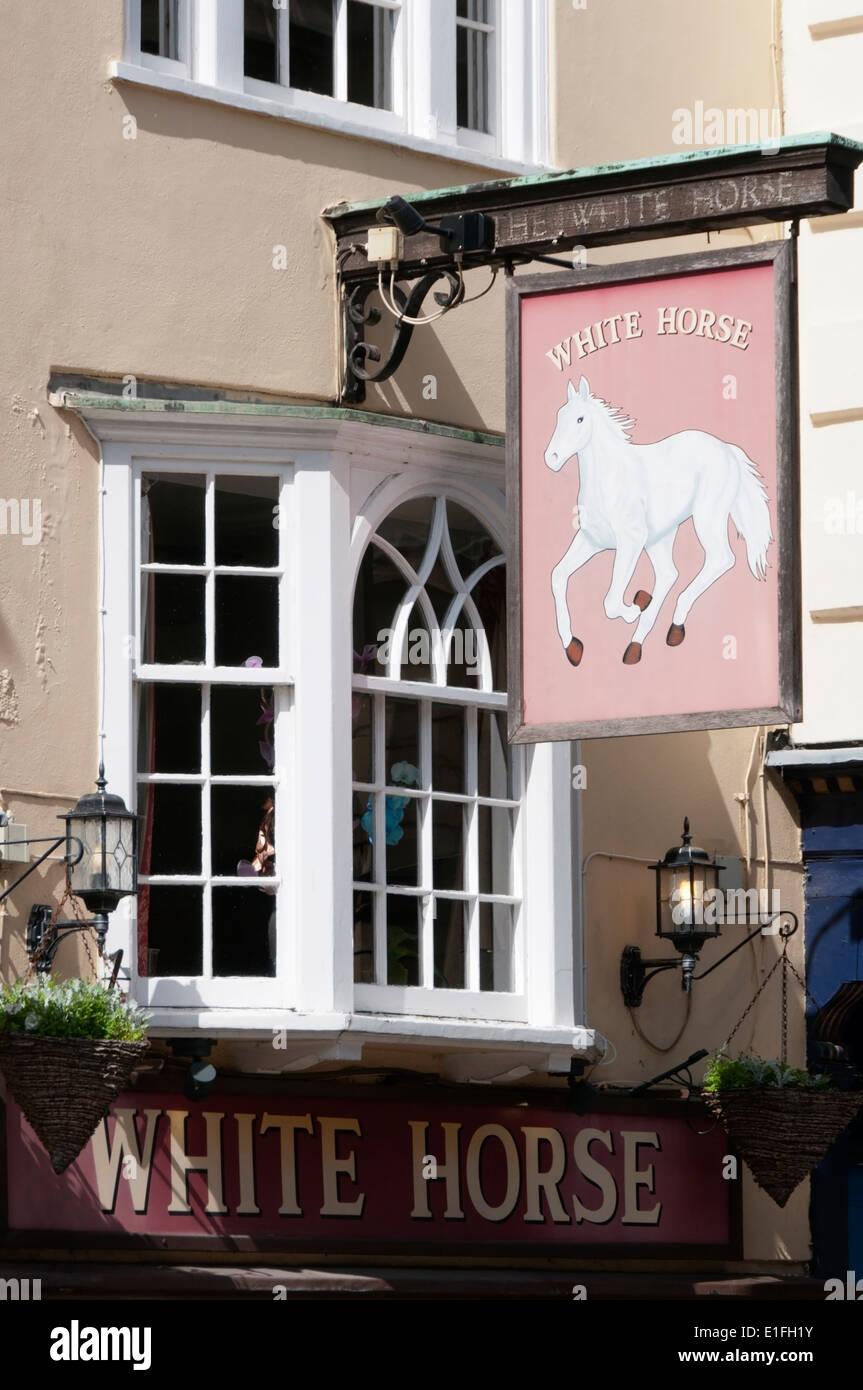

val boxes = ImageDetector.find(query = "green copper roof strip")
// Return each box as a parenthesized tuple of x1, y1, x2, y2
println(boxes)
(54, 392, 504, 447)
(323, 132, 863, 218)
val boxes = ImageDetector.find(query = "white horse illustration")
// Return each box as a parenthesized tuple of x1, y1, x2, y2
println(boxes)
(545, 376, 772, 666)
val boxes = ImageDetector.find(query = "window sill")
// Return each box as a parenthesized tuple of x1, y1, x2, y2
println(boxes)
(109, 61, 551, 178)
(144, 1006, 600, 1059)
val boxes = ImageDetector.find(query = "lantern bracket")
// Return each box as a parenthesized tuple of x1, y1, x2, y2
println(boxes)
(621, 913, 799, 1008)
(0, 834, 83, 905)
(25, 903, 112, 973)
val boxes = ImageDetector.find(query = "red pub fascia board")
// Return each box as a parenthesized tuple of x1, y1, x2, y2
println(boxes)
(0, 1085, 740, 1259)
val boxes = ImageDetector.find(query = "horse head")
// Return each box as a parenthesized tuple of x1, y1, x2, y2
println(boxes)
(544, 376, 593, 472)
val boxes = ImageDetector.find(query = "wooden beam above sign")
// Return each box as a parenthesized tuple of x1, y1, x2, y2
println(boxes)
(326, 134, 863, 281)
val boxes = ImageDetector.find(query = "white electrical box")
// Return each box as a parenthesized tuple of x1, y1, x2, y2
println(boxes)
(366, 225, 403, 264)
(0, 820, 30, 864)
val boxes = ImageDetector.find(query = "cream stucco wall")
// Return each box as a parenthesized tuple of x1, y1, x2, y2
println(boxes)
(551, 0, 781, 168)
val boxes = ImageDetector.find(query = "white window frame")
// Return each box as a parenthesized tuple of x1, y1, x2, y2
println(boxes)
(90, 410, 579, 1048)
(115, 0, 549, 173)
(350, 483, 524, 1021)
(453, 0, 497, 157)
(244, 0, 406, 137)
(132, 461, 292, 1009)
(125, 0, 192, 79)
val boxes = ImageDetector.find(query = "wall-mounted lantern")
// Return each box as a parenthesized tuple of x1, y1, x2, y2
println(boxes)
(621, 817, 796, 1007)
(0, 764, 137, 973)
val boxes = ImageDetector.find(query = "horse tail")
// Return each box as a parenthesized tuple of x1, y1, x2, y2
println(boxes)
(729, 446, 772, 580)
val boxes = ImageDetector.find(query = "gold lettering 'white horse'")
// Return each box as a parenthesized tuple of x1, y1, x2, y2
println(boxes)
(545, 376, 772, 666)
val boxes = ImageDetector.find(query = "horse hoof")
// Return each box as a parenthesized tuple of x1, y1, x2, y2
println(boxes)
(622, 642, 642, 665)
(565, 638, 584, 666)
(633, 590, 652, 611)
(666, 623, 686, 647)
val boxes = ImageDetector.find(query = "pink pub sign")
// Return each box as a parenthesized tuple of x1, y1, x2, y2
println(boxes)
(506, 242, 800, 742)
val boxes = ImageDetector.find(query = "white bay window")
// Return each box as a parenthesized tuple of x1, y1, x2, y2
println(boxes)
(66, 400, 591, 1061)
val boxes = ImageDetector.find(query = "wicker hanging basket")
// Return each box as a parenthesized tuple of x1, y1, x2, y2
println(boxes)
(0, 1032, 149, 1175)
(702, 1086, 863, 1207)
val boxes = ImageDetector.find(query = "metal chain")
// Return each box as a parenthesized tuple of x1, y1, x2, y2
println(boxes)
(723, 935, 810, 1064)
(21, 868, 101, 986)
(781, 941, 788, 1065)
(723, 948, 786, 1052)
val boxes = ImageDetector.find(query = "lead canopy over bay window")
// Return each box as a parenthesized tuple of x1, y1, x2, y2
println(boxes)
(93, 408, 584, 1048)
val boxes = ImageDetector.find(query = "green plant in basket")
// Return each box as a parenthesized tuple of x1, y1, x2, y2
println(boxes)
(0, 976, 150, 1042)
(703, 1049, 832, 1093)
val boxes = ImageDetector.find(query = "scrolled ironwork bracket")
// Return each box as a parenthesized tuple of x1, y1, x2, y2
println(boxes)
(340, 267, 463, 404)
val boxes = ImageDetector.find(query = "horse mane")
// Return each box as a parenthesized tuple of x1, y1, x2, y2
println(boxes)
(588, 391, 636, 441)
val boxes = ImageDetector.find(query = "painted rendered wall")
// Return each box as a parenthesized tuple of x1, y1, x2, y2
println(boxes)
(551, 0, 781, 169)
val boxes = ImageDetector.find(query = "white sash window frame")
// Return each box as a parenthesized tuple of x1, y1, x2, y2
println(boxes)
(117, 0, 549, 172)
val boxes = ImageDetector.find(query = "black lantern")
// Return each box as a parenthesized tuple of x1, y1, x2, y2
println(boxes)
(59, 764, 137, 949)
(650, 817, 724, 953)
(0, 763, 139, 972)
(620, 817, 726, 1007)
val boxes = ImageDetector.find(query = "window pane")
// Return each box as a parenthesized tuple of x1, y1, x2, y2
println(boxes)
(387, 894, 420, 985)
(386, 697, 419, 780)
(432, 703, 464, 794)
(353, 790, 374, 881)
(138, 683, 201, 774)
(446, 500, 498, 581)
(144, 474, 204, 565)
(445, 609, 481, 689)
(215, 575, 279, 666)
(478, 805, 513, 895)
(212, 887, 276, 976)
(347, 1, 395, 110)
(244, 0, 279, 81)
(469, 565, 506, 689)
(143, 574, 205, 664)
(353, 889, 375, 982)
(215, 476, 279, 567)
(434, 898, 465, 988)
(140, 783, 201, 875)
(386, 796, 419, 887)
(458, 0, 491, 19)
(211, 785, 275, 878)
(352, 690, 373, 783)
(290, 0, 334, 95)
(353, 542, 409, 667)
(478, 710, 512, 800)
(376, 497, 434, 576)
(433, 799, 463, 890)
(401, 604, 433, 681)
(480, 902, 513, 992)
(141, 0, 179, 59)
(457, 22, 491, 132)
(211, 685, 274, 775)
(141, 885, 203, 976)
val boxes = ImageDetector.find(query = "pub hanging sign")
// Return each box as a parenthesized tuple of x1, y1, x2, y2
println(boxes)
(506, 241, 800, 741)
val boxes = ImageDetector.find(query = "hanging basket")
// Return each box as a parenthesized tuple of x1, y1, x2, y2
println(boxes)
(702, 1086, 863, 1207)
(0, 1032, 149, 1175)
